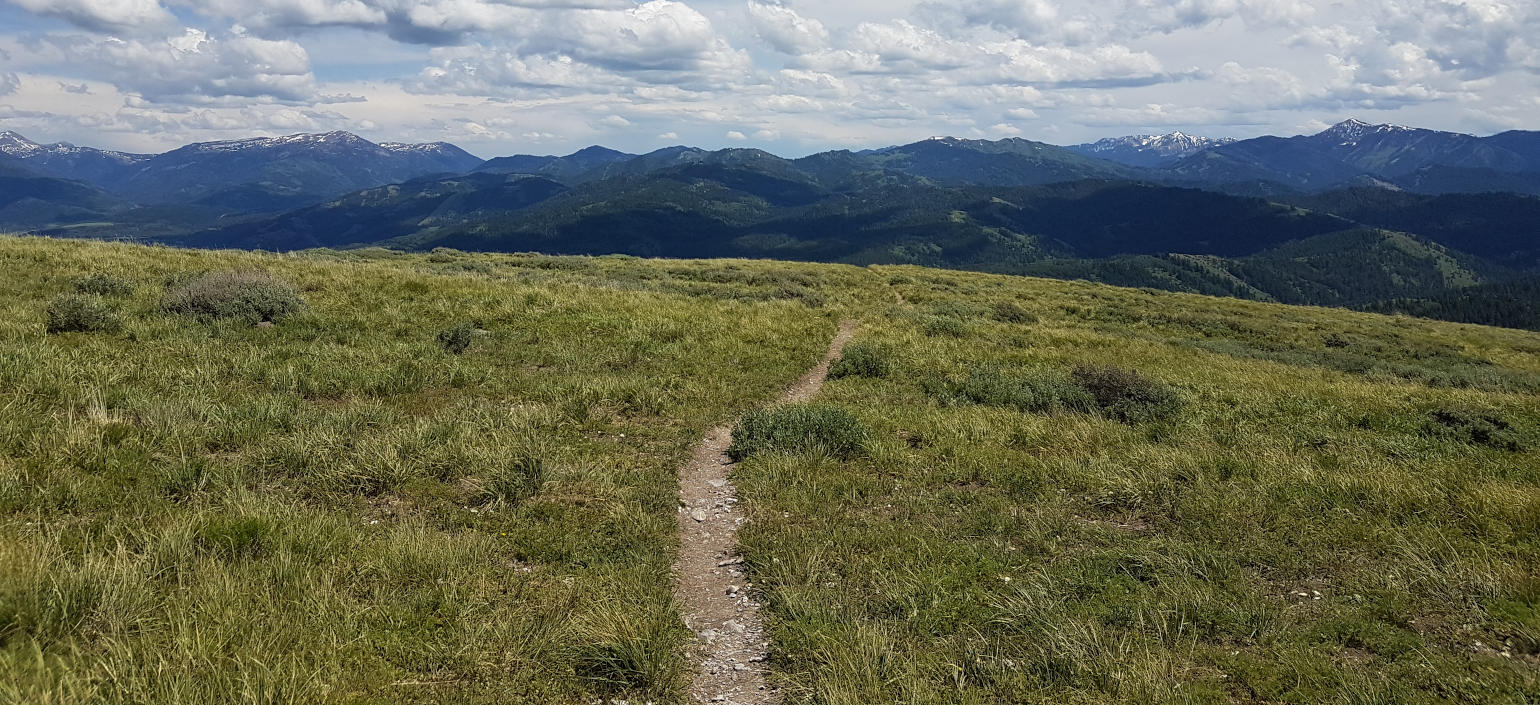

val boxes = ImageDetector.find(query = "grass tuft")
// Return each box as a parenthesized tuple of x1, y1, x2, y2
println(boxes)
(436, 322, 479, 355)
(728, 405, 869, 461)
(72, 273, 135, 297)
(1423, 407, 1524, 451)
(568, 605, 685, 696)
(475, 455, 546, 506)
(923, 316, 967, 338)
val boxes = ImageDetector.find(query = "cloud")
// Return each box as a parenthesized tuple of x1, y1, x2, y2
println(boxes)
(26, 29, 323, 104)
(409, 2, 753, 100)
(5, 0, 1540, 154)
(413, 48, 618, 95)
(747, 2, 829, 54)
(538, 1, 747, 74)
(9, 0, 176, 32)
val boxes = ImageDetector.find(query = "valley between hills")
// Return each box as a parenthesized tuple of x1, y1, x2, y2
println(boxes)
(5, 119, 1540, 334)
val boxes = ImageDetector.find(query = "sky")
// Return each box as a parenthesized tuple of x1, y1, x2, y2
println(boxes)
(0, 0, 1536, 158)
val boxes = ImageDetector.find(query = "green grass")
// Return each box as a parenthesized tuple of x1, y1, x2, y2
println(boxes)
(0, 236, 837, 703)
(2, 235, 1539, 703)
(738, 273, 1540, 704)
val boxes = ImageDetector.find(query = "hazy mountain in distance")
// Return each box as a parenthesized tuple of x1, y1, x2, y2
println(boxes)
(1164, 119, 1540, 192)
(0, 130, 484, 213)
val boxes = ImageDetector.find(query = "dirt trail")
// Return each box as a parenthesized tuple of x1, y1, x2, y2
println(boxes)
(674, 319, 859, 705)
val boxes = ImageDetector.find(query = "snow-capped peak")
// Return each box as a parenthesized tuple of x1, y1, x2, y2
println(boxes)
(181, 131, 379, 153)
(379, 141, 454, 153)
(0, 130, 44, 156)
(1317, 119, 1420, 146)
(1079, 132, 1235, 158)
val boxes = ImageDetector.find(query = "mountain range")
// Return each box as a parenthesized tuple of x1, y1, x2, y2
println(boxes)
(4, 119, 1540, 330)
(1069, 132, 1237, 168)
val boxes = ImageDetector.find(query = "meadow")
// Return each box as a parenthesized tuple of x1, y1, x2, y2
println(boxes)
(0, 235, 1536, 703)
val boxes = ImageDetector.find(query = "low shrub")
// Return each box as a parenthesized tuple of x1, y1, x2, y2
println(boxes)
(927, 367, 1093, 414)
(439, 260, 494, 274)
(993, 300, 1038, 324)
(927, 365, 1182, 424)
(923, 316, 967, 338)
(1071, 364, 1183, 423)
(72, 273, 135, 297)
(929, 301, 986, 320)
(1423, 408, 1523, 451)
(437, 322, 479, 354)
(728, 405, 869, 461)
(775, 284, 826, 308)
(161, 271, 305, 323)
(45, 294, 123, 334)
(426, 247, 466, 263)
(829, 342, 895, 379)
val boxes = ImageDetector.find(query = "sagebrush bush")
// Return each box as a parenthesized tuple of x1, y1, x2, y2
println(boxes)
(45, 294, 123, 334)
(728, 405, 869, 461)
(437, 322, 479, 354)
(73, 273, 135, 297)
(161, 271, 305, 322)
(992, 300, 1038, 324)
(426, 247, 466, 263)
(927, 367, 1093, 414)
(830, 342, 895, 379)
(1071, 364, 1183, 423)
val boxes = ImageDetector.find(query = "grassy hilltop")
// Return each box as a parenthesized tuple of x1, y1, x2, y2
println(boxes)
(0, 235, 1537, 704)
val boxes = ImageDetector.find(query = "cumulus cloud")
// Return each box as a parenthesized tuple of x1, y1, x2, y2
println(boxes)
(414, 48, 616, 95)
(537, 1, 747, 73)
(9, 0, 175, 32)
(409, 2, 752, 98)
(747, 2, 829, 54)
(3, 0, 1539, 153)
(26, 29, 323, 104)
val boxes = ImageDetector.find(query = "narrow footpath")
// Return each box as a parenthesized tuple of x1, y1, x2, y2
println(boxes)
(674, 320, 860, 705)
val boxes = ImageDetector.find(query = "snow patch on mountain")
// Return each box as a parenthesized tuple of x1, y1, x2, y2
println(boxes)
(0, 131, 44, 157)
(1315, 119, 1421, 147)
(1078, 132, 1236, 159)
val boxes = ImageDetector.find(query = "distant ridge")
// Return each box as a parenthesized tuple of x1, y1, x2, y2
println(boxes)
(1070, 132, 1237, 167)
